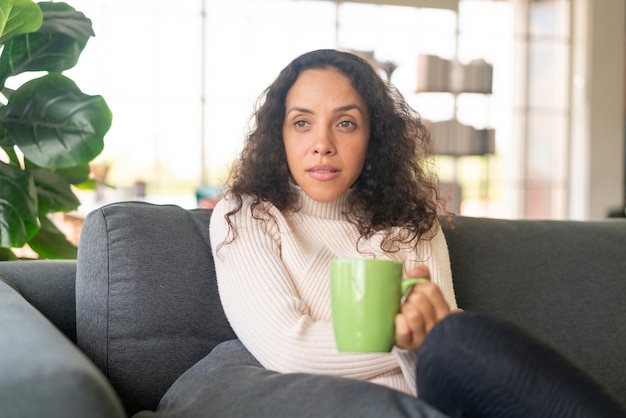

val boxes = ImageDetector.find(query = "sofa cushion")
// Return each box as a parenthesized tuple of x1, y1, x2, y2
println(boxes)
(76, 202, 236, 415)
(134, 340, 448, 418)
(0, 278, 125, 418)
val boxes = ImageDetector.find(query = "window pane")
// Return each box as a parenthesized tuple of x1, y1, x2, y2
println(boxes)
(527, 113, 568, 183)
(529, 0, 570, 38)
(528, 41, 569, 108)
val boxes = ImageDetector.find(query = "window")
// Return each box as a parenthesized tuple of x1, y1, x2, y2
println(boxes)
(65, 0, 576, 219)
(515, 0, 571, 218)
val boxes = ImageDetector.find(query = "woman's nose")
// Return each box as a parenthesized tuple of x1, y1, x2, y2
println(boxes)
(313, 128, 336, 155)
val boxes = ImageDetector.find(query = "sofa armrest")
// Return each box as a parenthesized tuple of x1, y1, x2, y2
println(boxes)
(0, 260, 77, 342)
(77, 202, 236, 414)
(0, 279, 126, 418)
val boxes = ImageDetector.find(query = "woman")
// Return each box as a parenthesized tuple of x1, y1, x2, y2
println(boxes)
(209, 49, 625, 417)
(212, 48, 454, 393)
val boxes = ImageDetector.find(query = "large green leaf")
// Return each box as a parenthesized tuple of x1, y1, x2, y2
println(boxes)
(0, 121, 11, 147)
(0, 122, 16, 160)
(0, 247, 18, 260)
(38, 2, 94, 39)
(0, 160, 39, 248)
(0, 73, 111, 169)
(0, 2, 93, 85)
(31, 167, 80, 213)
(0, 0, 43, 45)
(54, 163, 90, 184)
(24, 157, 90, 184)
(28, 214, 77, 259)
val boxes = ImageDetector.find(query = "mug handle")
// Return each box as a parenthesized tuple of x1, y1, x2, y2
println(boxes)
(401, 278, 429, 296)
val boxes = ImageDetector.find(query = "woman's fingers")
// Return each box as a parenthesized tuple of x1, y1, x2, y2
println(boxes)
(395, 280, 452, 350)
(404, 286, 437, 333)
(395, 313, 411, 348)
(407, 282, 450, 324)
(401, 301, 429, 348)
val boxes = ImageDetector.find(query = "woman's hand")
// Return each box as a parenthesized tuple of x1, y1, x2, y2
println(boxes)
(394, 265, 452, 350)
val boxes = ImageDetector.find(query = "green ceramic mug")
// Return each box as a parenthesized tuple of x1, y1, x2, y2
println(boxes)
(330, 258, 428, 353)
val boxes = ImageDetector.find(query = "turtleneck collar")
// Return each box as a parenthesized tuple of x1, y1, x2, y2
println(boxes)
(296, 187, 351, 221)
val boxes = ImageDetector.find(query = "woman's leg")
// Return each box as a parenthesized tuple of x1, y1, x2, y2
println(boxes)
(417, 312, 626, 418)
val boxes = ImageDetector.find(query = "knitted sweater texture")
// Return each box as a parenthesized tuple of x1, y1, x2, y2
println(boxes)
(210, 189, 457, 395)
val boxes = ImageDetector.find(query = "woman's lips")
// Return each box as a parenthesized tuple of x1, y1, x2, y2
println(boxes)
(307, 165, 340, 181)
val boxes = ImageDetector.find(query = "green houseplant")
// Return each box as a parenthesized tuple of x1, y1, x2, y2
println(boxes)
(0, 0, 111, 260)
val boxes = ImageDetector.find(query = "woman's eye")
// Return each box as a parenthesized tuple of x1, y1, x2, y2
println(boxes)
(294, 120, 308, 128)
(338, 120, 355, 129)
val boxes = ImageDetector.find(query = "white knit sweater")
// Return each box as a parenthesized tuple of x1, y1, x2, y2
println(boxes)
(209, 189, 457, 396)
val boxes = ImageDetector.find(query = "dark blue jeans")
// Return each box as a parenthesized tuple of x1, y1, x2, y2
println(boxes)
(417, 312, 626, 417)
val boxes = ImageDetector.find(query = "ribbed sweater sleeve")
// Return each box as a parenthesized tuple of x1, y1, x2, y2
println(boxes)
(209, 191, 457, 393)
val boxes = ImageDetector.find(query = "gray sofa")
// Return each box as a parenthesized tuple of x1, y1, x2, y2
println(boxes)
(1, 201, 625, 417)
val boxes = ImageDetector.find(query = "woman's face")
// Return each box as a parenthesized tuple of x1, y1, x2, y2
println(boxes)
(282, 68, 370, 203)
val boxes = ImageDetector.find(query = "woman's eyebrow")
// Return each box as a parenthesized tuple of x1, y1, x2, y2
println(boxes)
(286, 104, 365, 115)
(334, 104, 365, 115)
(286, 106, 314, 115)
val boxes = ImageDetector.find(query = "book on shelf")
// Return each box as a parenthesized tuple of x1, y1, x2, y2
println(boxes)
(428, 119, 495, 156)
(417, 55, 493, 94)
(462, 59, 493, 94)
(417, 54, 453, 92)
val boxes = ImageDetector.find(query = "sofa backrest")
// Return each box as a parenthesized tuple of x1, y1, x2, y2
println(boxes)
(443, 216, 626, 405)
(75, 202, 626, 412)
(76, 202, 236, 415)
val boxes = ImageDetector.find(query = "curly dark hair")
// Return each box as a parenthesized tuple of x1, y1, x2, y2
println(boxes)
(224, 49, 449, 251)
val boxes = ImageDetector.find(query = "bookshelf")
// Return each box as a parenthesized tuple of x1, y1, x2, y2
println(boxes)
(415, 53, 496, 214)
(416, 54, 495, 156)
